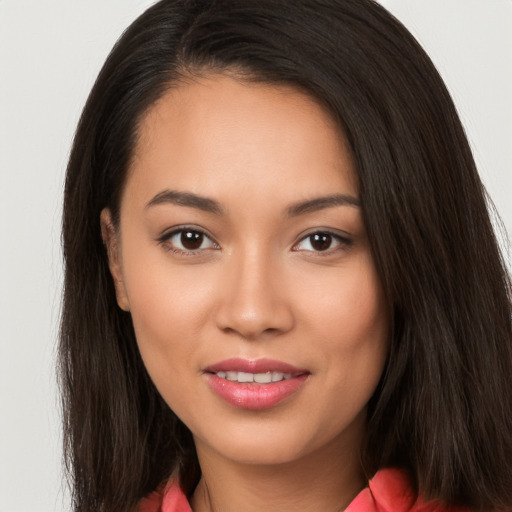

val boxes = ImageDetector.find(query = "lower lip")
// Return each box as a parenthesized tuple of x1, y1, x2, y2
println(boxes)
(205, 374, 309, 410)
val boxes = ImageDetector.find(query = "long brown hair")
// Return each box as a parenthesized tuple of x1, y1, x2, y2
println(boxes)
(60, 1, 512, 510)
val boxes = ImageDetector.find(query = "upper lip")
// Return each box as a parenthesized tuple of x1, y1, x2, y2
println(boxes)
(204, 358, 309, 375)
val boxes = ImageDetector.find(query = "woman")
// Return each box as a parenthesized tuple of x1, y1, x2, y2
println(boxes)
(59, 0, 512, 511)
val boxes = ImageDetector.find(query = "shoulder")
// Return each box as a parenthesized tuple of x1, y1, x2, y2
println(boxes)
(138, 469, 471, 512)
(347, 468, 469, 512)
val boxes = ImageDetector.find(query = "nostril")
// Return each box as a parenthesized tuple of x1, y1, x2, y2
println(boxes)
(213, 275, 295, 339)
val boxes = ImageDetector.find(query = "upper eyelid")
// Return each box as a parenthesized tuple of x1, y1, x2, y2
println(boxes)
(294, 228, 352, 243)
(292, 230, 353, 253)
(157, 227, 219, 256)
(158, 225, 216, 242)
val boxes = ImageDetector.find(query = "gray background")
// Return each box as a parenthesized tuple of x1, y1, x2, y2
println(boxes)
(1, 1, 510, 510)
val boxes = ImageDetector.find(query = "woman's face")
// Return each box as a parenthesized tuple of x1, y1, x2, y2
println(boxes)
(103, 74, 389, 466)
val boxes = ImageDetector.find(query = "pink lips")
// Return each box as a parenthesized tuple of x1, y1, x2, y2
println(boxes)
(204, 358, 310, 410)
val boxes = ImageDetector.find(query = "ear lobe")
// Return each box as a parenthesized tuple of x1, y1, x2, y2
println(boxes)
(100, 208, 130, 312)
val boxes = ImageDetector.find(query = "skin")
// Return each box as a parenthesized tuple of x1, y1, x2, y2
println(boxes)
(102, 74, 389, 512)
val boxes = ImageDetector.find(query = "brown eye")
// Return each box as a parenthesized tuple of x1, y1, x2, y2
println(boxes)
(164, 229, 217, 253)
(309, 233, 332, 251)
(180, 230, 204, 250)
(294, 231, 350, 253)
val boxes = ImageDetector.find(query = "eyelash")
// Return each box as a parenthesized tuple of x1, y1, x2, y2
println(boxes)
(292, 231, 352, 255)
(157, 226, 219, 256)
(157, 227, 352, 257)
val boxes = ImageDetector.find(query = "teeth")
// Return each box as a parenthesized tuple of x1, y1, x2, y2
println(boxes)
(254, 372, 272, 383)
(238, 371, 254, 383)
(215, 371, 295, 383)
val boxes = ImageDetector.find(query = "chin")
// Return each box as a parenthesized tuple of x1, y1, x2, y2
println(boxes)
(192, 414, 360, 468)
(204, 437, 312, 466)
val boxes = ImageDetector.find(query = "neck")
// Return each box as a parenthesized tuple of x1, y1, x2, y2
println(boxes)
(190, 429, 366, 512)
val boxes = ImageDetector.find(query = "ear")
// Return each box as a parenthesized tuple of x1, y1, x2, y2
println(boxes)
(100, 208, 130, 311)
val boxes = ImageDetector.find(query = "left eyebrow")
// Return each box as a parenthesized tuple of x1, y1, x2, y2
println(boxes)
(286, 194, 361, 216)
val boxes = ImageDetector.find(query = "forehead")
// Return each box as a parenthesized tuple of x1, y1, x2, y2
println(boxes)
(125, 74, 358, 210)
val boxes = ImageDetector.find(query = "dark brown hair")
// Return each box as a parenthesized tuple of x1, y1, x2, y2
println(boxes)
(59, 1, 512, 510)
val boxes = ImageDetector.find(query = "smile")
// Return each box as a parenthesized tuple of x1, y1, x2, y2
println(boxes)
(213, 371, 295, 383)
(204, 358, 310, 410)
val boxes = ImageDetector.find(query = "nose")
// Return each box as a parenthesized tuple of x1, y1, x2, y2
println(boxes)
(214, 249, 294, 340)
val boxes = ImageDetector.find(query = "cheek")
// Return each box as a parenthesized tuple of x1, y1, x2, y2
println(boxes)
(300, 257, 388, 351)
(298, 257, 389, 405)
(119, 241, 217, 377)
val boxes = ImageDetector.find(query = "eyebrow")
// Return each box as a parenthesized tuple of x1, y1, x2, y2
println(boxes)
(145, 189, 360, 216)
(286, 194, 360, 216)
(145, 189, 224, 215)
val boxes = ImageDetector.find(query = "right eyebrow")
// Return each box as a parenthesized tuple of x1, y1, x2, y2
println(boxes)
(145, 189, 224, 215)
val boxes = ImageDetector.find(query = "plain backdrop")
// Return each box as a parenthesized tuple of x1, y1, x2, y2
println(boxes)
(0, 1, 510, 510)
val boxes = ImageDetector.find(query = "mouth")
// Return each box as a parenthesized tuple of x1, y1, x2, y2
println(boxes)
(211, 370, 298, 383)
(203, 358, 310, 410)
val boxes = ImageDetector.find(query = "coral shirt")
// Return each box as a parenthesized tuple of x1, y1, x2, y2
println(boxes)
(137, 468, 466, 512)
